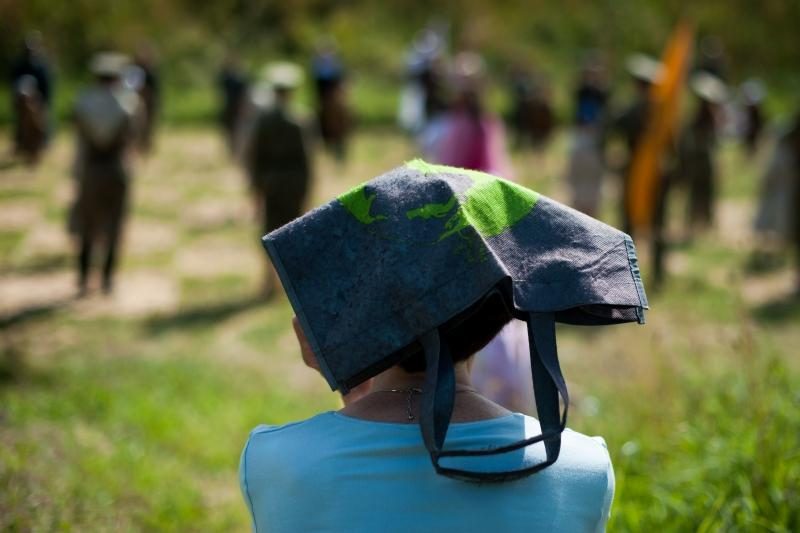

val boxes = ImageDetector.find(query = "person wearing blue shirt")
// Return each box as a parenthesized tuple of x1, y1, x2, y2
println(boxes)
(240, 313, 615, 533)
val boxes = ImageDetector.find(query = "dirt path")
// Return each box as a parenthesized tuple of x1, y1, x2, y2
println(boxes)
(1, 129, 795, 328)
(174, 238, 261, 278)
(0, 201, 41, 231)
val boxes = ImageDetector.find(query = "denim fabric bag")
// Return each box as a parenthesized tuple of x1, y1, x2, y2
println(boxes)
(263, 160, 648, 482)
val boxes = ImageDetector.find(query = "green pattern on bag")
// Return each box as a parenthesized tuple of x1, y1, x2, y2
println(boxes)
(339, 160, 539, 242)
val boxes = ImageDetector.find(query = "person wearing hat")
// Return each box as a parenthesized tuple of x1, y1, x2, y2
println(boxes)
(753, 113, 800, 294)
(398, 26, 449, 134)
(507, 63, 554, 153)
(565, 55, 610, 218)
(12, 74, 47, 166)
(69, 52, 140, 295)
(611, 54, 665, 235)
(9, 32, 54, 160)
(312, 39, 351, 162)
(241, 61, 312, 298)
(740, 78, 766, 157)
(421, 52, 512, 178)
(240, 161, 648, 531)
(677, 72, 727, 238)
(217, 53, 250, 155)
(131, 42, 160, 154)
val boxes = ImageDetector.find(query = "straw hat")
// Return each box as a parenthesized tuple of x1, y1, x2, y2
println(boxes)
(262, 62, 304, 90)
(690, 71, 728, 104)
(625, 54, 664, 83)
(15, 74, 39, 97)
(90, 52, 130, 78)
(450, 52, 486, 93)
(740, 78, 766, 104)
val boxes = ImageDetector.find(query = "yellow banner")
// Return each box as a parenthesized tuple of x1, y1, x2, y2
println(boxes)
(627, 21, 694, 230)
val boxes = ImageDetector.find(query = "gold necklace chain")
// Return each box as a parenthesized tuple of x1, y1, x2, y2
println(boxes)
(370, 387, 478, 421)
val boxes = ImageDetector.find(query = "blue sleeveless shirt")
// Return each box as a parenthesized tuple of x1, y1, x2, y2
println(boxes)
(240, 412, 614, 532)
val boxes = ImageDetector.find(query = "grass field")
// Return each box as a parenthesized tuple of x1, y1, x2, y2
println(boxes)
(1, 127, 799, 531)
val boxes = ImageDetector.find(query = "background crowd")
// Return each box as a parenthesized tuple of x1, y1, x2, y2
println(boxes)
(1, 1, 799, 530)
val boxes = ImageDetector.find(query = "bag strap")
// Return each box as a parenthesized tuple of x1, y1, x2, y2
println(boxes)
(418, 312, 569, 482)
(419, 328, 456, 455)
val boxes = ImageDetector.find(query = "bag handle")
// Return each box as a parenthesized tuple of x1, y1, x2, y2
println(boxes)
(418, 312, 569, 482)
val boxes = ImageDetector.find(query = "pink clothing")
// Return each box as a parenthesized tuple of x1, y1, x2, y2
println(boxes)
(471, 320, 534, 414)
(426, 111, 513, 178)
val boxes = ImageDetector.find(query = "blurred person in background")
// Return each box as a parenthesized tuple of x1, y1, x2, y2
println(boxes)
(678, 72, 727, 238)
(312, 39, 351, 163)
(241, 63, 312, 299)
(70, 52, 141, 296)
(753, 113, 800, 292)
(610, 54, 664, 235)
(740, 78, 766, 157)
(574, 53, 609, 129)
(695, 36, 728, 82)
(132, 43, 160, 154)
(789, 115, 800, 295)
(121, 63, 151, 152)
(217, 53, 250, 155)
(564, 55, 610, 217)
(422, 51, 512, 177)
(12, 75, 47, 166)
(507, 64, 554, 153)
(398, 25, 448, 134)
(9, 32, 54, 160)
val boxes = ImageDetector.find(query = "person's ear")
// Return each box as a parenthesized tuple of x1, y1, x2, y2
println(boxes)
(292, 316, 320, 372)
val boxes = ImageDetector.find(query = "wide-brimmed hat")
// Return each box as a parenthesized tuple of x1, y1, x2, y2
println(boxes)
(263, 160, 648, 482)
(89, 52, 130, 78)
(626, 53, 664, 83)
(14, 74, 40, 97)
(262, 61, 303, 90)
(449, 51, 485, 93)
(690, 71, 728, 104)
(740, 78, 766, 104)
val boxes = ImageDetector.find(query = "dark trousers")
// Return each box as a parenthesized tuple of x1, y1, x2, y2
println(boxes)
(74, 172, 127, 291)
(78, 223, 121, 291)
(687, 169, 714, 230)
(651, 172, 674, 288)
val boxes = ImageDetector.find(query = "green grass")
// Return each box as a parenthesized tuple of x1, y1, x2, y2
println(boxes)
(1, 304, 338, 531)
(180, 275, 252, 305)
(576, 328, 800, 531)
(0, 230, 25, 265)
(1, 128, 798, 531)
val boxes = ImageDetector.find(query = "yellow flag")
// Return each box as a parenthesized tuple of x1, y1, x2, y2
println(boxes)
(627, 21, 694, 230)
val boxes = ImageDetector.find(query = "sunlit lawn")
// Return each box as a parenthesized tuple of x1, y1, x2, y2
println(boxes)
(1, 128, 798, 531)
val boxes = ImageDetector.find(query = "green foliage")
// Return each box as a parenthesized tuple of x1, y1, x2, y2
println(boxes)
(0, 306, 337, 531)
(602, 349, 799, 531)
(2, 0, 799, 126)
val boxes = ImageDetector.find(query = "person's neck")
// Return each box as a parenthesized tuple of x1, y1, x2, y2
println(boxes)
(340, 361, 510, 423)
(370, 364, 473, 392)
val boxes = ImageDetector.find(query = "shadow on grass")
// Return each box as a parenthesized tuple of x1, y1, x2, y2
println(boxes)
(744, 251, 790, 275)
(0, 298, 72, 329)
(0, 158, 19, 172)
(1, 298, 74, 385)
(0, 339, 26, 384)
(752, 294, 800, 323)
(1, 253, 71, 276)
(145, 296, 264, 335)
